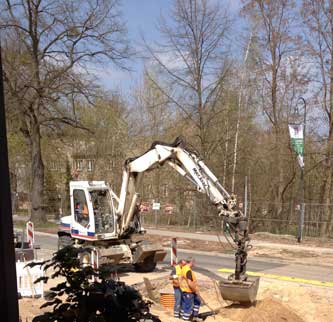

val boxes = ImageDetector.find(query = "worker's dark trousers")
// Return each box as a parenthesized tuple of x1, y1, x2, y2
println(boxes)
(192, 293, 201, 317)
(174, 287, 182, 318)
(181, 292, 201, 320)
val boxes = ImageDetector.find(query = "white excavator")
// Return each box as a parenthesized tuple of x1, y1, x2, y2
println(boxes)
(58, 137, 259, 303)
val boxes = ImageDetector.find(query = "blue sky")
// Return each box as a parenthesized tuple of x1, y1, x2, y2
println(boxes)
(98, 0, 242, 94)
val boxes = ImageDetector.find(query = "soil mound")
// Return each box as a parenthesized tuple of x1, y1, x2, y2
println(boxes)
(218, 297, 304, 322)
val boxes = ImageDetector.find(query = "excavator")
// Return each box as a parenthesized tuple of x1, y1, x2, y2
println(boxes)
(58, 137, 259, 303)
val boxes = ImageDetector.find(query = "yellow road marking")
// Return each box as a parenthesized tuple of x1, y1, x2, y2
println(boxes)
(218, 268, 333, 287)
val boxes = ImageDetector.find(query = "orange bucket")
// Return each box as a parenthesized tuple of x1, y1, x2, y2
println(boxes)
(160, 291, 175, 309)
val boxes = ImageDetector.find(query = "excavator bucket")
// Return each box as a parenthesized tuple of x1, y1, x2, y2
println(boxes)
(219, 276, 260, 304)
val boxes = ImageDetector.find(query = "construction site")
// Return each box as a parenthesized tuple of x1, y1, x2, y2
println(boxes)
(17, 229, 333, 322)
(7, 105, 333, 322)
(3, 1, 333, 321)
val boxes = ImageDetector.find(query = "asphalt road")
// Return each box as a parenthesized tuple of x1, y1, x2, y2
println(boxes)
(35, 232, 333, 283)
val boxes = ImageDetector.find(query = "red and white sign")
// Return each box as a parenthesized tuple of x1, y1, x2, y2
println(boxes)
(164, 204, 173, 215)
(139, 202, 151, 213)
(26, 221, 34, 248)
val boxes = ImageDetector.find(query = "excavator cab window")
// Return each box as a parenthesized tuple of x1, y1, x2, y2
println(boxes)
(89, 189, 115, 234)
(73, 189, 89, 227)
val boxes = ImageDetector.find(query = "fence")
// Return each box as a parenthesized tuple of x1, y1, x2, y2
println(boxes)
(140, 202, 333, 239)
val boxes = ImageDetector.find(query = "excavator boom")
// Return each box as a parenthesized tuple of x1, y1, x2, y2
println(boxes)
(117, 137, 255, 287)
(117, 137, 239, 236)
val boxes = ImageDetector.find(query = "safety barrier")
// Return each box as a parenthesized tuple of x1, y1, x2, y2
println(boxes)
(26, 221, 34, 248)
(171, 238, 177, 266)
(16, 261, 44, 297)
(91, 248, 99, 269)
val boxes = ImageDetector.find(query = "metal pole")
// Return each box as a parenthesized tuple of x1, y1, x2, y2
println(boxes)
(193, 198, 197, 230)
(0, 45, 20, 321)
(244, 176, 248, 217)
(297, 97, 306, 243)
(297, 168, 305, 243)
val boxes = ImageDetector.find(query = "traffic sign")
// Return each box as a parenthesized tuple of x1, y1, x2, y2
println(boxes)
(152, 202, 160, 210)
(139, 202, 150, 212)
(164, 204, 173, 214)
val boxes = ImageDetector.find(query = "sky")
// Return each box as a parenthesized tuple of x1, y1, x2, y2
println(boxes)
(96, 0, 243, 95)
(96, 0, 173, 93)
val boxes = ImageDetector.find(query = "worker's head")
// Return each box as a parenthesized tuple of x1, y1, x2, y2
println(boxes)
(185, 257, 195, 268)
(178, 259, 186, 267)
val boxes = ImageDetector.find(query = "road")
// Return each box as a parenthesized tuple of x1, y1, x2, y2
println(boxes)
(146, 228, 333, 254)
(35, 232, 333, 284)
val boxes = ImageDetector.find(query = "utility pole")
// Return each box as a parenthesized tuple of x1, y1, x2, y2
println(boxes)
(298, 98, 306, 243)
(0, 46, 20, 321)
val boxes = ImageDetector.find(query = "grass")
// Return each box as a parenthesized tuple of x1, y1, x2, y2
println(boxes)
(14, 219, 58, 230)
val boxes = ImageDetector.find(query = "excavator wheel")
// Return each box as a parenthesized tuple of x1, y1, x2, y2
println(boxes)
(134, 254, 157, 272)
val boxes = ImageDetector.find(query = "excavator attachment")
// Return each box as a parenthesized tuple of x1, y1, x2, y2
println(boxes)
(218, 216, 260, 304)
(219, 276, 260, 304)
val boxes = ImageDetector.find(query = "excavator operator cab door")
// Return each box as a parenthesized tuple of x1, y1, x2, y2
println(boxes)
(88, 187, 117, 238)
(70, 183, 94, 240)
(70, 181, 117, 241)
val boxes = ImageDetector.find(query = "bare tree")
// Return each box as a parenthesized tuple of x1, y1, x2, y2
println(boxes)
(231, 32, 253, 193)
(302, 0, 333, 235)
(242, 0, 305, 220)
(0, 0, 130, 222)
(144, 0, 231, 158)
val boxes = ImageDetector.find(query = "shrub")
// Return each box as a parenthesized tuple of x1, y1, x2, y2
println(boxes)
(29, 246, 160, 322)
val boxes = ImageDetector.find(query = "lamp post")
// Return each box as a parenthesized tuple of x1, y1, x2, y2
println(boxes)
(288, 97, 306, 243)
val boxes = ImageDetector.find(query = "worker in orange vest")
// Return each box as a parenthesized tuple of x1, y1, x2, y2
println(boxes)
(170, 259, 186, 318)
(180, 258, 201, 321)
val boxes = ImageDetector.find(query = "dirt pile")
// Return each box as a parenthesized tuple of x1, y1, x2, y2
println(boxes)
(216, 298, 304, 322)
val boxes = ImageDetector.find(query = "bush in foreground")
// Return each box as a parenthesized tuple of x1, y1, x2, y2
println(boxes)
(29, 246, 160, 322)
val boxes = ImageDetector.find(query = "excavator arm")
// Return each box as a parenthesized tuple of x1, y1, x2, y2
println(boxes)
(117, 136, 250, 281)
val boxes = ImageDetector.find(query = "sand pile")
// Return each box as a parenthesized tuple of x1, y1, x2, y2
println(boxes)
(214, 298, 304, 322)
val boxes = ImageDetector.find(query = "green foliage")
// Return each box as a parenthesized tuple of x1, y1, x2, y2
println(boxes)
(29, 246, 160, 322)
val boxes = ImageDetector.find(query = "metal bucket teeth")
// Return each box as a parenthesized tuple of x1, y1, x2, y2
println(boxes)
(219, 276, 260, 304)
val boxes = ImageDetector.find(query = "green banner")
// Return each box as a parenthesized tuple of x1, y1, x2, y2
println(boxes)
(290, 138, 304, 156)
(288, 124, 304, 168)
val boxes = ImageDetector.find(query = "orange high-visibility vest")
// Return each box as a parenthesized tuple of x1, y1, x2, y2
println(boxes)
(180, 264, 197, 293)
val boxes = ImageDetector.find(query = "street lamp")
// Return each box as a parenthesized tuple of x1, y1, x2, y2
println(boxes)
(288, 97, 306, 243)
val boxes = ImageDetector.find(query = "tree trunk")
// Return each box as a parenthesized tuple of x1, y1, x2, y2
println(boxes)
(30, 125, 46, 223)
(274, 130, 284, 225)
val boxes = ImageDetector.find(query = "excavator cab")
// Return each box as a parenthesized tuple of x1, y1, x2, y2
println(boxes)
(89, 189, 115, 234)
(70, 181, 117, 240)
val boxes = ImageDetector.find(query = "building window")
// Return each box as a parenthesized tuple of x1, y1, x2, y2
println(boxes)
(108, 159, 116, 170)
(145, 184, 153, 197)
(75, 159, 83, 171)
(162, 184, 168, 197)
(50, 161, 58, 171)
(87, 160, 94, 172)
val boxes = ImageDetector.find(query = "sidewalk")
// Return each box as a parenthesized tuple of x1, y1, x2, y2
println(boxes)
(146, 228, 333, 254)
